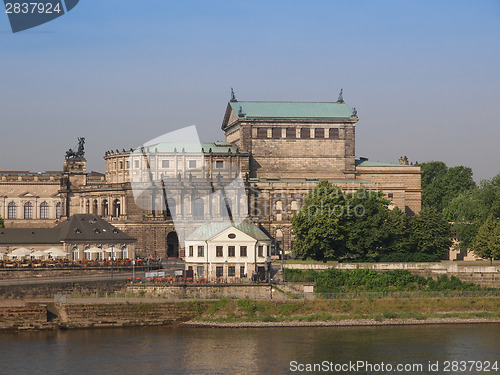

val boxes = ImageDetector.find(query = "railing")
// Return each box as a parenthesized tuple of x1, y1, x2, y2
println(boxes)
(315, 290, 500, 300)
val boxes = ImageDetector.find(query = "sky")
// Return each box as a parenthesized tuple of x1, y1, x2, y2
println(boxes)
(0, 0, 499, 181)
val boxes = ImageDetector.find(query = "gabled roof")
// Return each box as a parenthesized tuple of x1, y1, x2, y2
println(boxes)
(229, 101, 355, 119)
(186, 220, 271, 242)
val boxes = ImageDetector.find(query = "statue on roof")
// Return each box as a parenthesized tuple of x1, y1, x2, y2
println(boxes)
(65, 137, 85, 159)
(337, 88, 344, 103)
(230, 88, 237, 102)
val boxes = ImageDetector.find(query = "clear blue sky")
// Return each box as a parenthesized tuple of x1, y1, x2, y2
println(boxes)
(1, 0, 499, 181)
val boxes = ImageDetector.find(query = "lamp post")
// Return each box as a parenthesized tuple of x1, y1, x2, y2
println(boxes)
(111, 244, 114, 280)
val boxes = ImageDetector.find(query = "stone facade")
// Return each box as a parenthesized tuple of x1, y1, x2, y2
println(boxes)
(0, 94, 421, 257)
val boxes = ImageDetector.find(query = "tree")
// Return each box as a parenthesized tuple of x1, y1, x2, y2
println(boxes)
(408, 207, 451, 260)
(420, 162, 475, 212)
(473, 215, 500, 264)
(292, 181, 348, 260)
(344, 189, 393, 260)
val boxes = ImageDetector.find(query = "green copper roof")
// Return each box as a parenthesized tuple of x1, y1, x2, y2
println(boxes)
(186, 220, 271, 241)
(230, 101, 355, 119)
(355, 159, 412, 167)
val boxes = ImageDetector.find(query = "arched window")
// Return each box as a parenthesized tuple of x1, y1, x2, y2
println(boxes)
(56, 202, 61, 219)
(113, 199, 121, 218)
(102, 200, 108, 216)
(121, 246, 128, 259)
(275, 200, 283, 221)
(7, 202, 16, 219)
(329, 128, 339, 139)
(166, 198, 175, 218)
(40, 202, 49, 219)
(193, 198, 204, 219)
(221, 197, 232, 218)
(24, 201, 33, 219)
(86, 200, 90, 214)
(93, 200, 98, 215)
(72, 247, 79, 261)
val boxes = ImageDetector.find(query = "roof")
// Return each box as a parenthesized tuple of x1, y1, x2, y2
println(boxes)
(57, 214, 135, 242)
(355, 159, 414, 168)
(135, 142, 248, 155)
(0, 228, 60, 245)
(229, 101, 355, 119)
(0, 214, 135, 245)
(186, 220, 271, 242)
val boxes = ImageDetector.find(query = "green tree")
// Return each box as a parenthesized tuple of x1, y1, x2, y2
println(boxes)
(408, 207, 451, 260)
(473, 215, 500, 264)
(291, 181, 348, 260)
(420, 162, 475, 212)
(344, 189, 393, 260)
(382, 207, 411, 255)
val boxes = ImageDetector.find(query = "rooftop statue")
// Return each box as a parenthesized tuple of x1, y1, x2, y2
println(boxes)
(65, 137, 85, 159)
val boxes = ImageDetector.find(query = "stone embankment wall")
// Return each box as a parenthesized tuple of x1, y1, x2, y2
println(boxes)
(0, 301, 204, 331)
(0, 267, 138, 280)
(127, 284, 283, 300)
(285, 263, 500, 288)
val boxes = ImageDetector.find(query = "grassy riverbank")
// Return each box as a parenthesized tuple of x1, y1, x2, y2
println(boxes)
(190, 297, 500, 325)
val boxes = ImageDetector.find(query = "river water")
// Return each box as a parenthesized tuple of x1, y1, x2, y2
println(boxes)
(1, 324, 499, 374)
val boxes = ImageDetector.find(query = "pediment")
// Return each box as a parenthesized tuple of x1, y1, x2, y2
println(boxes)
(18, 192, 39, 198)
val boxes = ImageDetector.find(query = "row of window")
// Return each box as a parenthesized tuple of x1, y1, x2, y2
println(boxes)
(256, 127, 341, 139)
(85, 199, 121, 217)
(186, 265, 246, 279)
(6, 201, 61, 220)
(188, 245, 269, 258)
(132, 160, 225, 170)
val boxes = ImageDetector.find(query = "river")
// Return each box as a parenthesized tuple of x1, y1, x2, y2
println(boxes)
(1, 324, 499, 374)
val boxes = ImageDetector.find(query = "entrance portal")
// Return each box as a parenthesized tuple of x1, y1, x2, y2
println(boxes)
(166, 232, 179, 258)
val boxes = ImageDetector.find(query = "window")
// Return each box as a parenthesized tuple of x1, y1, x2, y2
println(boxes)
(216, 246, 223, 257)
(7, 202, 17, 219)
(113, 199, 121, 218)
(329, 128, 339, 139)
(193, 198, 204, 218)
(272, 128, 281, 138)
(300, 128, 310, 138)
(257, 127, 267, 139)
(222, 198, 232, 218)
(189, 246, 193, 257)
(102, 200, 109, 216)
(267, 246, 271, 257)
(258, 245, 264, 257)
(24, 201, 33, 219)
(240, 246, 247, 257)
(134, 160, 139, 168)
(162, 160, 169, 168)
(228, 246, 235, 257)
(40, 202, 49, 219)
(228, 266, 235, 277)
(56, 202, 61, 219)
(216, 266, 224, 278)
(197, 246, 204, 257)
(72, 247, 79, 261)
(92, 200, 97, 215)
(86, 200, 90, 214)
(189, 160, 196, 168)
(315, 128, 325, 138)
(119, 161, 123, 169)
(286, 128, 296, 138)
(388, 193, 394, 199)
(240, 266, 246, 278)
(215, 160, 224, 168)
(121, 246, 128, 259)
(197, 266, 204, 278)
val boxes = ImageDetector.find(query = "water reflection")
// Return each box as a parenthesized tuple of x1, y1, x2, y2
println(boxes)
(1, 324, 499, 374)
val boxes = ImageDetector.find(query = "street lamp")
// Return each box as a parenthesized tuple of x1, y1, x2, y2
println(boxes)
(111, 244, 114, 280)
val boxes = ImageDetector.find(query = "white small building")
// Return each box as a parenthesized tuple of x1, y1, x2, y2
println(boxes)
(185, 221, 272, 282)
